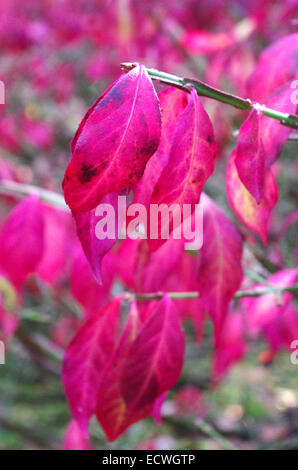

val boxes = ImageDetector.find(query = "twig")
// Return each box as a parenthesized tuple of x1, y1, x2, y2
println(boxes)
(163, 416, 246, 447)
(194, 417, 239, 450)
(121, 63, 298, 129)
(0, 180, 68, 209)
(124, 291, 199, 301)
(124, 284, 298, 302)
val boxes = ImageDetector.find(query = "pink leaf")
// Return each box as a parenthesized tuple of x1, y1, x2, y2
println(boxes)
(96, 297, 185, 440)
(235, 108, 265, 203)
(62, 420, 92, 450)
(0, 195, 44, 290)
(226, 150, 278, 244)
(148, 88, 217, 248)
(96, 302, 142, 441)
(120, 295, 185, 417)
(197, 194, 243, 344)
(113, 238, 141, 289)
(36, 204, 70, 285)
(134, 239, 185, 293)
(70, 242, 115, 315)
(132, 87, 187, 208)
(72, 191, 127, 284)
(262, 306, 298, 362)
(62, 297, 122, 437)
(261, 83, 298, 166)
(212, 312, 247, 384)
(152, 391, 168, 426)
(63, 64, 161, 212)
(247, 34, 298, 102)
(242, 269, 297, 336)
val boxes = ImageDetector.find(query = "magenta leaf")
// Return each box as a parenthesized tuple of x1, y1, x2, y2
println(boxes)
(226, 150, 278, 244)
(212, 312, 247, 384)
(36, 204, 70, 285)
(70, 241, 115, 315)
(96, 301, 142, 441)
(96, 296, 185, 440)
(262, 306, 298, 362)
(247, 34, 298, 102)
(152, 391, 168, 425)
(242, 269, 297, 336)
(261, 82, 298, 166)
(148, 89, 217, 248)
(197, 194, 243, 344)
(235, 108, 265, 203)
(0, 194, 44, 290)
(134, 239, 185, 293)
(62, 420, 92, 450)
(63, 64, 161, 212)
(132, 87, 187, 209)
(62, 297, 122, 437)
(72, 191, 127, 284)
(120, 295, 185, 416)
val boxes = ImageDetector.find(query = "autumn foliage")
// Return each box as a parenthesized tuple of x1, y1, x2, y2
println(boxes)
(0, 0, 297, 450)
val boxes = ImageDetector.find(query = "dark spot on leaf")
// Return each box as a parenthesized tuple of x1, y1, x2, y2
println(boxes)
(207, 135, 214, 143)
(78, 164, 98, 183)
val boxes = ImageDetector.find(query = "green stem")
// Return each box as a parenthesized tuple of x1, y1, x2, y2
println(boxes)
(121, 63, 298, 129)
(0, 180, 67, 209)
(233, 285, 298, 298)
(132, 291, 199, 301)
(195, 417, 239, 451)
(128, 284, 298, 302)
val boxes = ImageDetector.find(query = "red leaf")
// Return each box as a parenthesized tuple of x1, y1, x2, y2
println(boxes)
(96, 296, 185, 440)
(62, 420, 92, 450)
(242, 269, 297, 336)
(113, 238, 141, 289)
(120, 295, 185, 417)
(96, 302, 142, 441)
(226, 150, 278, 244)
(247, 34, 298, 102)
(212, 312, 247, 384)
(62, 297, 122, 437)
(198, 195, 243, 344)
(70, 242, 115, 315)
(63, 64, 161, 212)
(148, 88, 217, 248)
(134, 239, 185, 293)
(235, 108, 265, 203)
(262, 305, 298, 361)
(72, 191, 127, 284)
(36, 204, 70, 285)
(152, 391, 168, 425)
(0, 195, 44, 290)
(261, 83, 298, 166)
(132, 87, 187, 209)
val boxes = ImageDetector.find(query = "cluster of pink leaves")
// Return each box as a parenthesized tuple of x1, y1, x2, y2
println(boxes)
(0, 0, 297, 450)
(227, 35, 298, 244)
(60, 34, 297, 445)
